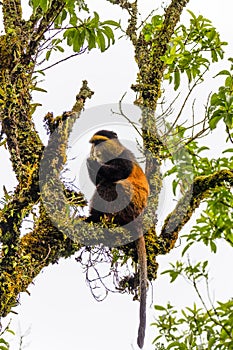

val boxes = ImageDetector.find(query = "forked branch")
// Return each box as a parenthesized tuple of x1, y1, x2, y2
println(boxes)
(158, 169, 233, 253)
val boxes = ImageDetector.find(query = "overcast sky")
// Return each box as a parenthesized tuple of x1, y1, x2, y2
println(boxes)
(1, 1, 233, 349)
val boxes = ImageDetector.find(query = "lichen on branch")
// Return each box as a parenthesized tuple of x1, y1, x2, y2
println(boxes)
(159, 169, 233, 253)
(0, 81, 94, 317)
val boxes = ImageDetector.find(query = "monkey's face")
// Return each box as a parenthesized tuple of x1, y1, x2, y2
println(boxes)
(89, 139, 123, 163)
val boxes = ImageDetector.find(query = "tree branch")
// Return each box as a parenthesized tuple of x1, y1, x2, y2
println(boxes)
(25, 0, 65, 60)
(106, 0, 138, 44)
(158, 169, 233, 253)
(0, 81, 94, 317)
(2, 0, 22, 31)
(132, 0, 190, 110)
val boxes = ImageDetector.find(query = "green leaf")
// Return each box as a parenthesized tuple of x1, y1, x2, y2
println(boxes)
(70, 14, 78, 26)
(203, 260, 208, 270)
(172, 179, 179, 196)
(210, 240, 217, 253)
(30, 0, 40, 12)
(208, 337, 216, 348)
(163, 10, 227, 90)
(222, 148, 233, 153)
(164, 166, 178, 177)
(226, 233, 233, 245)
(96, 29, 106, 52)
(214, 69, 231, 78)
(174, 69, 180, 90)
(181, 241, 194, 256)
(90, 11, 100, 27)
(209, 112, 223, 129)
(56, 45, 64, 53)
(86, 28, 96, 50)
(101, 26, 115, 49)
(154, 305, 167, 311)
(102, 26, 115, 42)
(72, 28, 86, 52)
(39, 0, 49, 12)
(101, 20, 119, 27)
(161, 268, 180, 283)
(167, 341, 187, 349)
(55, 8, 67, 27)
(30, 103, 42, 115)
(32, 86, 47, 93)
(151, 15, 163, 28)
(198, 146, 210, 152)
(210, 93, 220, 106)
(64, 28, 76, 46)
(46, 49, 51, 61)
(186, 9, 196, 20)
(225, 113, 233, 129)
(35, 70, 45, 76)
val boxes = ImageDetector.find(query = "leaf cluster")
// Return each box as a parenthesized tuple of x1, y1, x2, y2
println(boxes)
(63, 12, 119, 53)
(163, 126, 210, 195)
(145, 10, 227, 90)
(30, 0, 88, 14)
(153, 300, 233, 350)
(161, 260, 209, 283)
(164, 141, 233, 252)
(208, 66, 233, 133)
(0, 324, 14, 350)
(142, 14, 163, 42)
(29, 0, 119, 63)
(153, 259, 233, 349)
(184, 184, 233, 253)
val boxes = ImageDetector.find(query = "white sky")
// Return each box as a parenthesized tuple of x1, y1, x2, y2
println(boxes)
(1, 1, 233, 349)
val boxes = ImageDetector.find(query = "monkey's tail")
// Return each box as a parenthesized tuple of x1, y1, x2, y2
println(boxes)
(136, 235, 147, 349)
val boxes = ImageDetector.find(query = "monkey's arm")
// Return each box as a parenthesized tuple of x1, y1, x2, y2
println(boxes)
(87, 158, 133, 185)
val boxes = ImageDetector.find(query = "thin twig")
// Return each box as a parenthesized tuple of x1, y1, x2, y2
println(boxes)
(111, 92, 142, 136)
(226, 125, 233, 144)
(37, 48, 88, 72)
(159, 92, 181, 119)
(187, 257, 232, 338)
(137, 9, 156, 30)
(165, 68, 208, 136)
(38, 27, 66, 52)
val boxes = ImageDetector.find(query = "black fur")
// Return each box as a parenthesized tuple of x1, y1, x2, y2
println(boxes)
(87, 151, 133, 185)
(86, 148, 135, 224)
(92, 130, 118, 144)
